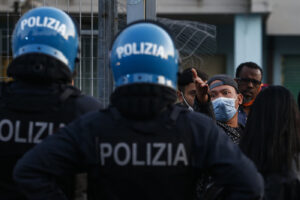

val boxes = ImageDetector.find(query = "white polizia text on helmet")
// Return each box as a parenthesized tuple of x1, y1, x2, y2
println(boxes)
(20, 16, 67, 40)
(116, 42, 174, 60)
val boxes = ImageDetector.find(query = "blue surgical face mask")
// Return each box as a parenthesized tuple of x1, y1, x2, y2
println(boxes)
(212, 97, 237, 122)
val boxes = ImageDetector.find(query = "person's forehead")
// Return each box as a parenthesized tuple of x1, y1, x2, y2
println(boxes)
(184, 82, 196, 91)
(240, 66, 262, 79)
(210, 80, 235, 93)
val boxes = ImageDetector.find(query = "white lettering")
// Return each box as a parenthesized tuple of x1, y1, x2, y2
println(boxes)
(48, 122, 54, 135)
(114, 143, 131, 166)
(100, 143, 112, 165)
(21, 19, 28, 30)
(28, 121, 34, 143)
(116, 47, 124, 59)
(59, 123, 66, 128)
(132, 43, 140, 55)
(152, 44, 157, 55)
(36, 16, 43, 27)
(57, 24, 66, 38)
(167, 143, 172, 166)
(146, 143, 151, 165)
(27, 17, 36, 27)
(99, 142, 188, 167)
(0, 119, 14, 142)
(54, 20, 60, 30)
(0, 119, 65, 144)
(124, 44, 132, 56)
(20, 16, 67, 39)
(144, 42, 152, 55)
(152, 143, 166, 166)
(47, 17, 56, 29)
(156, 45, 166, 59)
(173, 143, 188, 166)
(43, 17, 48, 26)
(34, 122, 48, 144)
(140, 42, 145, 54)
(15, 121, 26, 143)
(132, 143, 145, 165)
(115, 42, 171, 61)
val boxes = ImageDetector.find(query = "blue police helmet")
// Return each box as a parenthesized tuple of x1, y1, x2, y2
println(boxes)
(12, 7, 79, 72)
(110, 21, 179, 90)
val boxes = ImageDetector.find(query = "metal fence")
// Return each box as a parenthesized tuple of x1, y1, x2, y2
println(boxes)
(0, 0, 112, 104)
(0, 0, 217, 107)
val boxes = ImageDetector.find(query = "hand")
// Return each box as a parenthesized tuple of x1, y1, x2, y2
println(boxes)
(191, 68, 209, 104)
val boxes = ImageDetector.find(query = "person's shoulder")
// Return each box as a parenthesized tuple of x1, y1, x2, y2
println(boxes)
(72, 92, 102, 112)
(184, 108, 214, 123)
(76, 94, 102, 106)
(70, 108, 106, 125)
(177, 105, 216, 131)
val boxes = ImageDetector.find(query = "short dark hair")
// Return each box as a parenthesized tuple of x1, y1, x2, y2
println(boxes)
(235, 62, 263, 79)
(240, 86, 300, 174)
(177, 67, 208, 92)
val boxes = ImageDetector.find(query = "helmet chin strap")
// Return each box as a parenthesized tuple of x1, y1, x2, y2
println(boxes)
(180, 92, 194, 111)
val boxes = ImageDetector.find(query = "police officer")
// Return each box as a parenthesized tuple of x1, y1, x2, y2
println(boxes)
(0, 7, 101, 200)
(14, 21, 263, 200)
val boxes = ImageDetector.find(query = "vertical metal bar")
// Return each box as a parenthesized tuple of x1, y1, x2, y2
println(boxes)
(98, 0, 104, 104)
(98, 0, 117, 106)
(127, 0, 145, 24)
(79, 0, 82, 90)
(144, 0, 146, 19)
(67, 0, 70, 13)
(127, 0, 156, 23)
(91, 0, 94, 96)
(6, 12, 9, 69)
(145, 0, 156, 20)
(0, 31, 2, 81)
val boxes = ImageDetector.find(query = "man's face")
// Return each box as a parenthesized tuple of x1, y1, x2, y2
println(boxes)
(236, 66, 262, 103)
(177, 82, 196, 107)
(209, 81, 243, 110)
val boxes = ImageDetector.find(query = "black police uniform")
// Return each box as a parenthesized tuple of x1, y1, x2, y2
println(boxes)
(0, 80, 102, 200)
(14, 105, 263, 200)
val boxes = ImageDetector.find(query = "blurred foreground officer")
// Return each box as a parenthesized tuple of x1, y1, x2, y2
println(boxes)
(14, 21, 263, 200)
(0, 7, 101, 200)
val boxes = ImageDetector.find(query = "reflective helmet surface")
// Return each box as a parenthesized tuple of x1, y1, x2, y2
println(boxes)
(12, 7, 79, 72)
(110, 22, 179, 90)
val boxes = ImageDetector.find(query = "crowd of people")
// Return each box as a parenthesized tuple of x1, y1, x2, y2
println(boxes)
(0, 6, 299, 200)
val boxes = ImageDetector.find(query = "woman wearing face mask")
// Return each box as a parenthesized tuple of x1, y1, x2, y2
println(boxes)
(207, 75, 244, 144)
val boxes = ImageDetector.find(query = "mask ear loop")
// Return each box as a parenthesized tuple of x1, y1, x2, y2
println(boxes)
(180, 91, 194, 111)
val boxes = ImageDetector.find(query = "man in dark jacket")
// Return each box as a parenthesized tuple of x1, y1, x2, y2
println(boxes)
(0, 7, 101, 200)
(235, 62, 263, 126)
(14, 21, 263, 200)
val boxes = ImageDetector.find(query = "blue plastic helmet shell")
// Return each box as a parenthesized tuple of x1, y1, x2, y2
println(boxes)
(110, 22, 179, 90)
(12, 7, 79, 72)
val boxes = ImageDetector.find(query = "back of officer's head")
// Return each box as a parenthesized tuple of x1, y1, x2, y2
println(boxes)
(110, 21, 179, 119)
(7, 7, 79, 84)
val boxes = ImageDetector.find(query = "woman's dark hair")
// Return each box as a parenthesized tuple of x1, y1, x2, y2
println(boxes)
(298, 91, 300, 110)
(240, 86, 300, 174)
